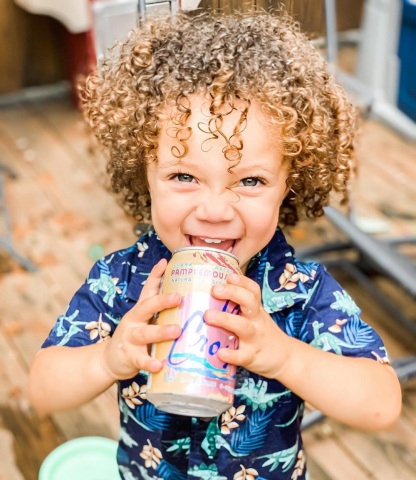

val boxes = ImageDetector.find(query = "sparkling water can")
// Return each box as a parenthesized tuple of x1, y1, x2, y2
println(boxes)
(146, 246, 241, 417)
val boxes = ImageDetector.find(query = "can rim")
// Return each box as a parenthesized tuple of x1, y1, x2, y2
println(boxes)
(173, 246, 239, 263)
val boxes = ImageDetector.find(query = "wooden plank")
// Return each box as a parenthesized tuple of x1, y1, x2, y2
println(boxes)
(0, 326, 64, 480)
(0, 104, 113, 218)
(303, 422, 373, 480)
(328, 413, 416, 480)
(334, 277, 416, 355)
(344, 118, 416, 228)
(11, 268, 122, 447)
(26, 97, 106, 176)
(0, 405, 65, 480)
(51, 387, 119, 442)
(0, 0, 26, 93)
(0, 281, 118, 477)
(306, 457, 334, 480)
(0, 102, 136, 279)
(401, 387, 416, 430)
(304, 408, 416, 480)
(0, 97, 125, 478)
(0, 271, 59, 361)
(0, 1, 64, 94)
(1, 84, 416, 480)
(0, 428, 25, 480)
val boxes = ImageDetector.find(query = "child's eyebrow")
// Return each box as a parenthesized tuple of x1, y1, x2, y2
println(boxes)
(233, 164, 277, 174)
(156, 160, 183, 169)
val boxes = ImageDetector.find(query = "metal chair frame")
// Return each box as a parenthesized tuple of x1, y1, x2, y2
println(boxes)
(301, 0, 416, 430)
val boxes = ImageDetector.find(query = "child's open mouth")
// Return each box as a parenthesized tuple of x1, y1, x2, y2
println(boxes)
(187, 236, 236, 253)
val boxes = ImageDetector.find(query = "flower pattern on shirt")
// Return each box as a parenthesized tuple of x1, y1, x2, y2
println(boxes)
(42, 229, 389, 479)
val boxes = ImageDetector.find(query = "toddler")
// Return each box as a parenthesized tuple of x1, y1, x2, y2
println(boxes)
(29, 10, 401, 480)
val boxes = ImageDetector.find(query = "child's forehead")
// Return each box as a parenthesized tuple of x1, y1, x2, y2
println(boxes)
(161, 93, 270, 133)
(156, 92, 281, 165)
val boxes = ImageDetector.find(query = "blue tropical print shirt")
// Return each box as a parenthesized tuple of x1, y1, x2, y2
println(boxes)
(42, 229, 389, 480)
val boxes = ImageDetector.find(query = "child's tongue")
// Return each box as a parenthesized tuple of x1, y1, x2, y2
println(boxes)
(190, 237, 234, 252)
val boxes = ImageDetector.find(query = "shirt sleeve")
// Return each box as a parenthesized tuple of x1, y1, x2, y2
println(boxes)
(299, 265, 390, 364)
(41, 256, 131, 348)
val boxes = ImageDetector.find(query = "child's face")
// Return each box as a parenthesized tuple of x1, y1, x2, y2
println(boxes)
(147, 94, 288, 273)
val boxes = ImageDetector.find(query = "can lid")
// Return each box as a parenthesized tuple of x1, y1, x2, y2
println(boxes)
(173, 246, 239, 263)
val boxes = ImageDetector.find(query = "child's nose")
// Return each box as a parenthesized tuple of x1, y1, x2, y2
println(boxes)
(195, 190, 235, 223)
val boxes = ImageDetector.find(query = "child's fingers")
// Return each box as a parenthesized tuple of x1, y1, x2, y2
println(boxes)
(211, 274, 261, 318)
(107, 320, 181, 378)
(137, 356, 164, 374)
(131, 322, 181, 347)
(215, 343, 247, 368)
(204, 309, 251, 341)
(227, 273, 259, 290)
(126, 290, 182, 325)
(139, 258, 168, 301)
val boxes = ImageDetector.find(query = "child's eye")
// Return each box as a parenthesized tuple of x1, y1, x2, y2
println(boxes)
(172, 173, 195, 183)
(240, 177, 264, 187)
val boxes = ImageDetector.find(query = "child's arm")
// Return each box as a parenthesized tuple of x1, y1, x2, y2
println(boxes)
(205, 274, 402, 431)
(29, 260, 182, 415)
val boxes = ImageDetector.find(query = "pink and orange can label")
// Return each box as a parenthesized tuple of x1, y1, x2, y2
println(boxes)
(146, 247, 241, 417)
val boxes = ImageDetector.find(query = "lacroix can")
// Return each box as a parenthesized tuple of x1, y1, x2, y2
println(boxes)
(146, 247, 241, 417)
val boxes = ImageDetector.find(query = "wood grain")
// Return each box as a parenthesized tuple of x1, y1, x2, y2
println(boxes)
(0, 78, 415, 480)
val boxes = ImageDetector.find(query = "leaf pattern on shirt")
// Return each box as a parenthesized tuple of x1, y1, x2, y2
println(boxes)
(310, 319, 375, 354)
(128, 462, 163, 480)
(121, 381, 147, 408)
(164, 437, 191, 456)
(221, 405, 246, 434)
(41, 228, 389, 479)
(259, 441, 299, 472)
(140, 439, 162, 469)
(233, 465, 260, 480)
(156, 458, 187, 480)
(188, 462, 228, 479)
(262, 262, 318, 313)
(201, 419, 243, 459)
(119, 398, 171, 432)
(330, 290, 361, 316)
(87, 258, 124, 307)
(230, 408, 275, 455)
(85, 313, 111, 342)
(234, 378, 291, 411)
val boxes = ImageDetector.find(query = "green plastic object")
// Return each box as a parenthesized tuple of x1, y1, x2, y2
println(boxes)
(39, 436, 120, 480)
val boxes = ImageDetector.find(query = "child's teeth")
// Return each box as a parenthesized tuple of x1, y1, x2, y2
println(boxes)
(201, 238, 222, 244)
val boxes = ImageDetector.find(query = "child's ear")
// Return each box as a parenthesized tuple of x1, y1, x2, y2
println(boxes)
(283, 182, 291, 198)
(145, 175, 150, 196)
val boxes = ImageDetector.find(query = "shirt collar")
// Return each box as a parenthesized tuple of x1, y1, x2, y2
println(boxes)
(126, 228, 305, 313)
(125, 231, 171, 301)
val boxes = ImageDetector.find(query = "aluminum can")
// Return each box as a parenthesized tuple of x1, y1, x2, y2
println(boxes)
(147, 247, 241, 417)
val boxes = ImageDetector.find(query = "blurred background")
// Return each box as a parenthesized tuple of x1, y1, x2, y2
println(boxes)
(0, 1, 415, 479)
(0, 0, 363, 96)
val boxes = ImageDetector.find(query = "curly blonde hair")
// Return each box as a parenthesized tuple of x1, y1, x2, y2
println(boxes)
(80, 10, 356, 226)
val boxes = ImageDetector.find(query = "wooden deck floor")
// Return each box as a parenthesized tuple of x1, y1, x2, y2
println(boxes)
(0, 88, 415, 480)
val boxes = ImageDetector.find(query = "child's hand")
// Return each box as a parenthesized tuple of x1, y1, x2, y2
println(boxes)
(205, 274, 289, 380)
(206, 274, 402, 431)
(102, 259, 182, 381)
